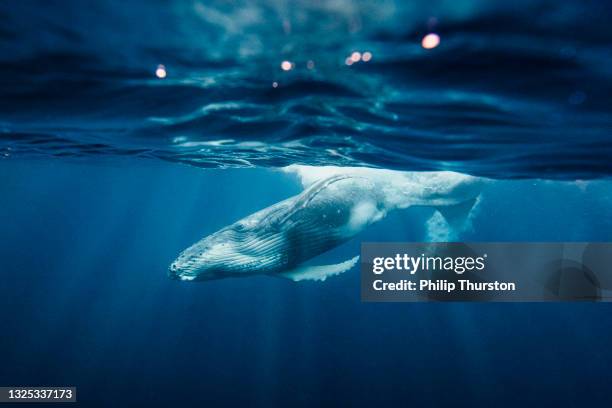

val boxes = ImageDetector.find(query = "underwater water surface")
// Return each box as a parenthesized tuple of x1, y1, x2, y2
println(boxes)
(1, 0, 612, 406)
(1, 0, 611, 178)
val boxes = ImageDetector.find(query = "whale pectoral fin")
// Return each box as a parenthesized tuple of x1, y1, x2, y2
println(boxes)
(275, 256, 360, 282)
(435, 198, 477, 229)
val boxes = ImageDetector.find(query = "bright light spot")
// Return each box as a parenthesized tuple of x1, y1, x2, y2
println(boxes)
(362, 51, 372, 62)
(421, 33, 440, 49)
(345, 57, 354, 66)
(155, 64, 167, 79)
(272, 81, 278, 88)
(350, 51, 362, 62)
(281, 60, 293, 71)
(307, 60, 315, 70)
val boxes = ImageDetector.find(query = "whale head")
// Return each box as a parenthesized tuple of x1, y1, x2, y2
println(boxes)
(168, 216, 283, 281)
(168, 226, 242, 281)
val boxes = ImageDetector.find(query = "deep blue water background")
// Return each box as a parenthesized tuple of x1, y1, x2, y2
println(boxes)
(1, 0, 612, 406)
(1, 159, 612, 407)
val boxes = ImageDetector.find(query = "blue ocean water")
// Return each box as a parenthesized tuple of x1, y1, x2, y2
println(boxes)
(1, 160, 612, 407)
(1, 0, 612, 407)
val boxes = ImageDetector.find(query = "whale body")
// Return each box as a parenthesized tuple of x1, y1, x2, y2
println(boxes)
(169, 167, 485, 282)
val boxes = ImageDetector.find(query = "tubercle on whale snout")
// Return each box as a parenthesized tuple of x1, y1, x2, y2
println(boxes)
(168, 263, 179, 280)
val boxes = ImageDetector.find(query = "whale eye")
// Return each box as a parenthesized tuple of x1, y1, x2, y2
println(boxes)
(234, 223, 246, 231)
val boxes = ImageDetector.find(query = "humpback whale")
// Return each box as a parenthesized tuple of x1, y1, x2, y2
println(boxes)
(169, 166, 485, 282)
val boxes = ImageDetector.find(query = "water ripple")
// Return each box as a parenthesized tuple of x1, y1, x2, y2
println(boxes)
(1, 0, 611, 179)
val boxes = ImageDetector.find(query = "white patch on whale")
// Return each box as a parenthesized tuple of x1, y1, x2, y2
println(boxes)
(283, 165, 486, 211)
(347, 200, 385, 233)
